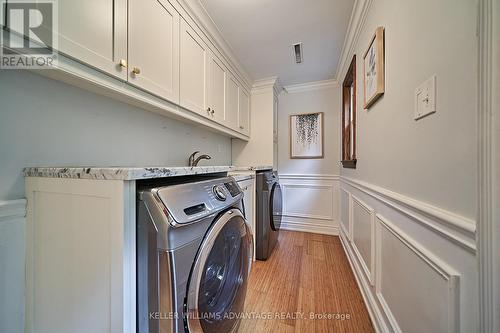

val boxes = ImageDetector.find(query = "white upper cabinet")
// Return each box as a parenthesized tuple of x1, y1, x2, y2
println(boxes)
(57, 0, 127, 80)
(238, 88, 250, 136)
(225, 74, 240, 130)
(208, 52, 227, 123)
(179, 18, 209, 116)
(128, 0, 180, 103)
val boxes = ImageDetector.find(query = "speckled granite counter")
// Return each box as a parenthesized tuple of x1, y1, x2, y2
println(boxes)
(23, 165, 272, 181)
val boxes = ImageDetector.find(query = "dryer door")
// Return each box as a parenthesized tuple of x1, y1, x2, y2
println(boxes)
(186, 209, 253, 333)
(270, 182, 282, 231)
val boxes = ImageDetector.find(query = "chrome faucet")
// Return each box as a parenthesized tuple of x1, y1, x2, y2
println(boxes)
(188, 151, 212, 167)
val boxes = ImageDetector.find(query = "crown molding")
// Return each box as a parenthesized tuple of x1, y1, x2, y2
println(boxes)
(251, 76, 279, 94)
(334, 0, 373, 81)
(283, 79, 339, 94)
(176, 0, 253, 89)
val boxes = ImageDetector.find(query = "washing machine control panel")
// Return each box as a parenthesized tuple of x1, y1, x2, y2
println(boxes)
(212, 185, 227, 201)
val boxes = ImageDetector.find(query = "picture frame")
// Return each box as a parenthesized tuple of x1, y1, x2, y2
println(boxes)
(289, 112, 324, 159)
(363, 26, 385, 109)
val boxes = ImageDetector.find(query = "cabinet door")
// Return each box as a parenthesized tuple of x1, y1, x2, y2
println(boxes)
(179, 19, 209, 116)
(128, 0, 180, 103)
(57, 0, 127, 80)
(208, 53, 227, 123)
(225, 74, 240, 129)
(238, 88, 250, 136)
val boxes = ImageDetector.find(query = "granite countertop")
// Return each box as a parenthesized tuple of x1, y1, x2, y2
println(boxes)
(23, 165, 272, 181)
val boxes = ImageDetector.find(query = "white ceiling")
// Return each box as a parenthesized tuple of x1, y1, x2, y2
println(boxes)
(199, 0, 355, 86)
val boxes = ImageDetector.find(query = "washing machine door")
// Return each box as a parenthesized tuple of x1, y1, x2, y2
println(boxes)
(186, 209, 253, 333)
(270, 183, 282, 231)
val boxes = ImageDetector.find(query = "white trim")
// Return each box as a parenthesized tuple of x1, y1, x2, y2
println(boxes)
(282, 212, 332, 221)
(280, 219, 338, 236)
(340, 187, 352, 240)
(351, 195, 376, 286)
(279, 174, 339, 181)
(341, 177, 477, 253)
(122, 181, 136, 333)
(177, 0, 253, 89)
(33, 54, 250, 141)
(283, 79, 339, 94)
(335, 0, 373, 80)
(375, 214, 460, 333)
(339, 231, 389, 333)
(251, 77, 278, 95)
(0, 200, 27, 221)
(477, 0, 495, 331)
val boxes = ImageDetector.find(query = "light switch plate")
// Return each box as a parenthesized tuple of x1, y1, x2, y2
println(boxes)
(414, 75, 437, 120)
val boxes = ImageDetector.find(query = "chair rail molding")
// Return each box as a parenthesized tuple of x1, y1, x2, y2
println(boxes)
(477, 0, 495, 331)
(0, 199, 27, 220)
(279, 174, 339, 235)
(341, 176, 477, 253)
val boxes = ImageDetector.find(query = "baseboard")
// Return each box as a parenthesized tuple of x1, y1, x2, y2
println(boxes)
(339, 229, 389, 333)
(281, 218, 339, 235)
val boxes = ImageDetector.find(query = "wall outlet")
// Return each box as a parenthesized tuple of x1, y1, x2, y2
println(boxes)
(414, 75, 437, 120)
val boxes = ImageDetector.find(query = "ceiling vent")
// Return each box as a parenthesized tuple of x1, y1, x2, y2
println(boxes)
(292, 42, 303, 64)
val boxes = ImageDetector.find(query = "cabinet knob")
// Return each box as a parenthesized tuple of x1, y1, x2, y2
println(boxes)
(119, 59, 127, 69)
(132, 67, 141, 75)
(239, 125, 244, 129)
(207, 107, 211, 113)
(211, 110, 215, 115)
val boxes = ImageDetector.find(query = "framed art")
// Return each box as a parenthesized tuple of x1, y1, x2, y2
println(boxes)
(363, 26, 385, 109)
(289, 112, 324, 159)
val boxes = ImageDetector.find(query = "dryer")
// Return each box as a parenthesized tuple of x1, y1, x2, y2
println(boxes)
(137, 176, 253, 333)
(255, 170, 282, 260)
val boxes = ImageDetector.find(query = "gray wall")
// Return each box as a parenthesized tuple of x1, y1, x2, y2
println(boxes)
(0, 70, 232, 201)
(278, 86, 340, 175)
(340, 0, 477, 220)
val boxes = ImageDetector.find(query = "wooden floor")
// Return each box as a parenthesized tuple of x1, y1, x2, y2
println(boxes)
(238, 230, 374, 333)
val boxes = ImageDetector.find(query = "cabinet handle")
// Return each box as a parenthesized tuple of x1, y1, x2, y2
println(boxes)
(132, 67, 141, 75)
(119, 59, 128, 69)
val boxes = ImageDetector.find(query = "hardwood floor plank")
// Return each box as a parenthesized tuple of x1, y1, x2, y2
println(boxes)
(239, 230, 374, 333)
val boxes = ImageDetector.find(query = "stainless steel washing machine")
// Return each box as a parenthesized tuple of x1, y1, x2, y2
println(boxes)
(255, 170, 282, 260)
(137, 176, 253, 333)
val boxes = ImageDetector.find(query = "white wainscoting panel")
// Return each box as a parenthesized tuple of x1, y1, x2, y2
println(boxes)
(351, 195, 375, 285)
(0, 199, 27, 333)
(279, 174, 339, 235)
(339, 178, 476, 333)
(376, 215, 460, 333)
(340, 187, 351, 239)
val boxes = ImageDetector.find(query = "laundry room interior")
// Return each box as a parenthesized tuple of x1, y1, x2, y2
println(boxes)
(0, 0, 499, 332)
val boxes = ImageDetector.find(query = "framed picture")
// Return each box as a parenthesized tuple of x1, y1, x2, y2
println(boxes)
(289, 112, 324, 159)
(363, 26, 385, 109)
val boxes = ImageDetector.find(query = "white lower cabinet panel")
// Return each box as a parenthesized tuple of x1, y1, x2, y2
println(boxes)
(25, 178, 136, 333)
